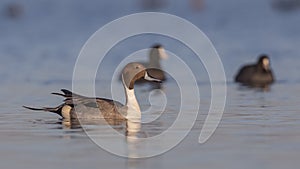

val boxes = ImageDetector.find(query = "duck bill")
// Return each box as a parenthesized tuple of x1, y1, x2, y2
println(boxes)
(144, 71, 161, 83)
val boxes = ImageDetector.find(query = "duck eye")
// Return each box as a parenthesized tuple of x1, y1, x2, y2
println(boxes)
(135, 66, 139, 69)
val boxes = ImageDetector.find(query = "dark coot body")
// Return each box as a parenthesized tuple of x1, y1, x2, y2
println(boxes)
(235, 55, 275, 86)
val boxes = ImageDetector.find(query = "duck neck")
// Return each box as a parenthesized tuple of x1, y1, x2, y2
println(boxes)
(122, 76, 141, 120)
(149, 60, 161, 69)
(149, 50, 161, 69)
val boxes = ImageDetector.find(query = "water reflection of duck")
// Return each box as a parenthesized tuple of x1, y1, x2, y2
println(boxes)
(23, 62, 161, 121)
(235, 55, 275, 87)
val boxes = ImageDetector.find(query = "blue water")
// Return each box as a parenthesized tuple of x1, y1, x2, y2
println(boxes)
(1, 0, 300, 169)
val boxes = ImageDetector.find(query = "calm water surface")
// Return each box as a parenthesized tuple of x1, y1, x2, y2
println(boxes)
(1, 0, 300, 169)
(1, 82, 300, 169)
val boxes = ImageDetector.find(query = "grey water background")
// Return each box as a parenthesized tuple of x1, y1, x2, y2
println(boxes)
(1, 0, 300, 168)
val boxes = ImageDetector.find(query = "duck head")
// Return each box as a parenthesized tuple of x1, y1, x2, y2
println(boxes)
(122, 62, 161, 90)
(150, 44, 168, 61)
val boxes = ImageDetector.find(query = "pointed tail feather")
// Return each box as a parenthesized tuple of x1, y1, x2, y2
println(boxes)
(51, 89, 73, 98)
(51, 92, 66, 97)
(51, 89, 76, 99)
(61, 89, 73, 96)
(23, 105, 63, 116)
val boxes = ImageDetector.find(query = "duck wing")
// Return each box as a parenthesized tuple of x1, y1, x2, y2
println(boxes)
(53, 89, 126, 119)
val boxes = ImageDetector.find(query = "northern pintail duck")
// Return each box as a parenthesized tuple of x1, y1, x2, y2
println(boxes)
(235, 55, 275, 86)
(23, 62, 161, 121)
(144, 44, 168, 81)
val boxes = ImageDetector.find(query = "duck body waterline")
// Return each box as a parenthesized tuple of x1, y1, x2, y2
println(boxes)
(24, 62, 161, 121)
(24, 89, 126, 120)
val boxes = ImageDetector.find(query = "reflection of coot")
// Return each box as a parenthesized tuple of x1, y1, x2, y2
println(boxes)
(6, 3, 23, 19)
(235, 55, 275, 86)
